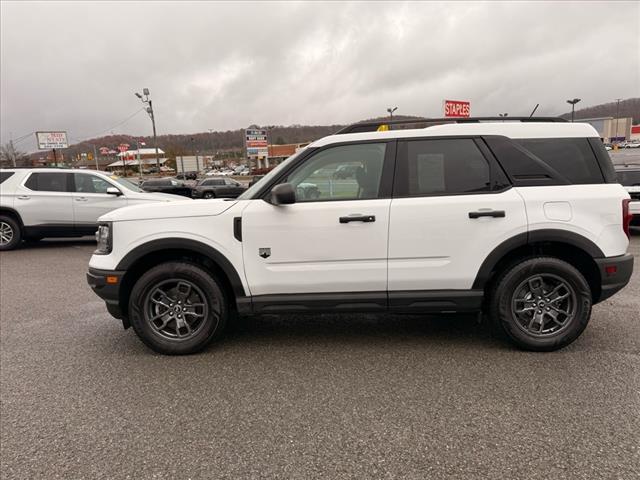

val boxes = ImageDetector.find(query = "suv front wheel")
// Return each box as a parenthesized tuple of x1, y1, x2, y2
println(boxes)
(490, 257, 592, 351)
(129, 262, 228, 354)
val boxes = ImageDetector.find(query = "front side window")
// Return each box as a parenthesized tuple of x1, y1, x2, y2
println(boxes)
(24, 172, 69, 192)
(286, 143, 386, 202)
(74, 173, 112, 193)
(395, 139, 491, 196)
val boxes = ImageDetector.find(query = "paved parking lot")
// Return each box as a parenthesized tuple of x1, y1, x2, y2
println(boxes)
(1, 236, 639, 479)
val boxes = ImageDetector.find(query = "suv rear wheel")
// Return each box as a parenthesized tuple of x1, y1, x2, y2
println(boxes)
(490, 257, 592, 351)
(129, 262, 227, 354)
(0, 215, 21, 251)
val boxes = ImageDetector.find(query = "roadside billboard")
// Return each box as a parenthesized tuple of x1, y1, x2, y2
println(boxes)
(245, 129, 268, 160)
(35, 131, 68, 149)
(443, 100, 471, 118)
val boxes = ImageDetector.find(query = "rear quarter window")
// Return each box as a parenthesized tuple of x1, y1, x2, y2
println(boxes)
(516, 138, 604, 184)
(24, 172, 70, 192)
(0, 172, 15, 184)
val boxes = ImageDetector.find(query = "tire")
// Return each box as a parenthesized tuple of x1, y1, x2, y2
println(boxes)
(0, 215, 21, 251)
(489, 257, 592, 351)
(129, 262, 228, 355)
(203, 191, 215, 199)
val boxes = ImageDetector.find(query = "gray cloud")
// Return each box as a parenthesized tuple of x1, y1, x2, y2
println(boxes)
(1, 1, 638, 151)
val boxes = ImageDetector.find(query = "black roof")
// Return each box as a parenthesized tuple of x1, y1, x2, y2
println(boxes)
(335, 116, 567, 135)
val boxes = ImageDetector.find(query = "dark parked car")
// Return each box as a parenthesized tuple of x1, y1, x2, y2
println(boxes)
(176, 171, 198, 180)
(191, 177, 246, 199)
(140, 178, 193, 197)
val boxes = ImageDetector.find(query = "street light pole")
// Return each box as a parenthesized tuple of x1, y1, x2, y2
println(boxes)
(135, 89, 160, 174)
(566, 98, 581, 122)
(615, 98, 621, 144)
(387, 106, 398, 122)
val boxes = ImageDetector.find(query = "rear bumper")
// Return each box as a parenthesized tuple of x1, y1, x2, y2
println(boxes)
(595, 253, 634, 303)
(87, 268, 125, 319)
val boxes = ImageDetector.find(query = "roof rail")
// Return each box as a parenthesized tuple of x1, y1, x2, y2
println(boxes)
(334, 116, 568, 135)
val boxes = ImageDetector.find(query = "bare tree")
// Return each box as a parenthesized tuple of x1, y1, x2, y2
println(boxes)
(0, 141, 29, 168)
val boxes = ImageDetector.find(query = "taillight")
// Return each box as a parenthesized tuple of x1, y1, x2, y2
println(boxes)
(622, 199, 632, 239)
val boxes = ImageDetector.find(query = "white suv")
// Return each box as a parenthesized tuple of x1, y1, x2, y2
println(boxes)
(0, 168, 178, 250)
(86, 118, 634, 354)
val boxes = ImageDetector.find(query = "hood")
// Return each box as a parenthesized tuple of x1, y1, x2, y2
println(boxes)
(127, 191, 183, 201)
(100, 198, 238, 222)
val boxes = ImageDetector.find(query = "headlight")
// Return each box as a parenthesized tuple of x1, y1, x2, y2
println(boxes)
(94, 222, 112, 255)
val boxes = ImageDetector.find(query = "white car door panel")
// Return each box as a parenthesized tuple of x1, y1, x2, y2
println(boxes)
(388, 190, 527, 290)
(242, 199, 391, 295)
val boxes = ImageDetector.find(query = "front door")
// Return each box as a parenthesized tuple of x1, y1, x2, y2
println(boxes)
(71, 172, 128, 233)
(241, 142, 393, 302)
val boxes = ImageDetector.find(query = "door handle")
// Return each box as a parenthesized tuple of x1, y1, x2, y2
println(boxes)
(17, 195, 30, 200)
(75, 197, 89, 202)
(468, 210, 505, 219)
(339, 214, 376, 223)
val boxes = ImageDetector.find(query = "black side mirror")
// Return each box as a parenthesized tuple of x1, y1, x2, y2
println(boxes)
(271, 183, 296, 205)
(106, 187, 123, 196)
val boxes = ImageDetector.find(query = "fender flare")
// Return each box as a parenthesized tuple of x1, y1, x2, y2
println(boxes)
(472, 229, 605, 289)
(116, 238, 247, 298)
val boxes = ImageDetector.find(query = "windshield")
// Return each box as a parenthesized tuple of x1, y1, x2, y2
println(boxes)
(237, 149, 307, 199)
(108, 175, 145, 193)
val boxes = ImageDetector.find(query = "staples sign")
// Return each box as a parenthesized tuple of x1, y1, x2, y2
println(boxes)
(443, 100, 471, 118)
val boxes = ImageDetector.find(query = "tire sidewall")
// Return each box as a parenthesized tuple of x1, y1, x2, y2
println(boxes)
(492, 258, 592, 351)
(0, 216, 21, 251)
(129, 262, 227, 354)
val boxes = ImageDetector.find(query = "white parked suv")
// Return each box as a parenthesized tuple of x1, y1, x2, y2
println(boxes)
(0, 168, 178, 250)
(86, 118, 634, 354)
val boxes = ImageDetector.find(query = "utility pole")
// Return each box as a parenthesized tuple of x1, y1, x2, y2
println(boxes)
(135, 88, 160, 173)
(615, 98, 621, 143)
(93, 144, 98, 170)
(566, 98, 581, 122)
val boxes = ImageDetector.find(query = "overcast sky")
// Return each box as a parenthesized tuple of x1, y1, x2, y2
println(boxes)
(1, 1, 639, 151)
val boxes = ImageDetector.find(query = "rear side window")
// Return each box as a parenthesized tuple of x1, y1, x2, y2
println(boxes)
(24, 172, 69, 192)
(395, 139, 493, 196)
(0, 172, 15, 184)
(516, 138, 604, 184)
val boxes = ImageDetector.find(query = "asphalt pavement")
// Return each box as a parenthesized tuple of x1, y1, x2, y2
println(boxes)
(1, 236, 639, 479)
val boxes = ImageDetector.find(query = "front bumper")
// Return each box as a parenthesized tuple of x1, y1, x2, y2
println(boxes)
(87, 268, 125, 320)
(595, 253, 634, 303)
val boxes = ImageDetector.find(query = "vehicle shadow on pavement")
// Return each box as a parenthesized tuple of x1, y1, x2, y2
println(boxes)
(15, 238, 96, 250)
(221, 313, 509, 351)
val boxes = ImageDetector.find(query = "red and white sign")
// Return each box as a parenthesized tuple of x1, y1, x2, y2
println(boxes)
(36, 131, 68, 150)
(117, 143, 130, 153)
(99, 147, 110, 155)
(443, 100, 471, 118)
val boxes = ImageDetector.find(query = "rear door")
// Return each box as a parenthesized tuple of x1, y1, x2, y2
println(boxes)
(16, 172, 74, 228)
(387, 138, 526, 306)
(71, 172, 128, 233)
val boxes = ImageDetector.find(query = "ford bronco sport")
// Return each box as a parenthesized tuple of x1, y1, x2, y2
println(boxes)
(87, 117, 634, 354)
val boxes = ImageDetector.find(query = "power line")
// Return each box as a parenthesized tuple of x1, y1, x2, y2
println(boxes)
(71, 107, 146, 144)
